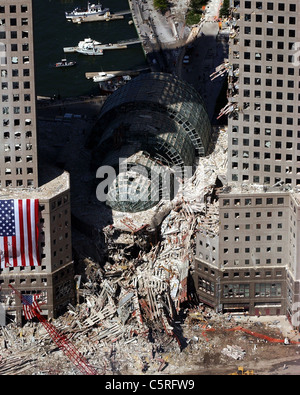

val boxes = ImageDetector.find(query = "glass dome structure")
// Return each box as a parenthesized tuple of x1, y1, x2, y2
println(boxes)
(89, 72, 212, 212)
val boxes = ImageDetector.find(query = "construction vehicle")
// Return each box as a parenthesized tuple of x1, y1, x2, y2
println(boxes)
(8, 284, 98, 375)
(230, 366, 254, 375)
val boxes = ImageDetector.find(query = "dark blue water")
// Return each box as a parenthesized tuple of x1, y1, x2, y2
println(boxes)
(33, 0, 147, 97)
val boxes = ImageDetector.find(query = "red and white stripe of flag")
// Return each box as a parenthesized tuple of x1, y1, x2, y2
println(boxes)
(23, 296, 42, 320)
(0, 199, 40, 268)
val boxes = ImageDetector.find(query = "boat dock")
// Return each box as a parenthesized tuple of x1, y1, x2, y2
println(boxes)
(63, 39, 141, 54)
(71, 13, 123, 24)
(64, 43, 128, 54)
(85, 67, 149, 80)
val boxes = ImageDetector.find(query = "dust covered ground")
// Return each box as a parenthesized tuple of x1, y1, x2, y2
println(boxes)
(1, 303, 299, 375)
(163, 310, 300, 376)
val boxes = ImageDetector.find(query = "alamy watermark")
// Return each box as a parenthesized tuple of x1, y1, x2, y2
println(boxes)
(95, 158, 194, 203)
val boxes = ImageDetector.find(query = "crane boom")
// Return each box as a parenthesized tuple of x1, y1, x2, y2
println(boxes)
(8, 284, 98, 375)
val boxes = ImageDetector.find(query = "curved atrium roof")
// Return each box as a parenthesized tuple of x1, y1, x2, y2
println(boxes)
(90, 72, 212, 213)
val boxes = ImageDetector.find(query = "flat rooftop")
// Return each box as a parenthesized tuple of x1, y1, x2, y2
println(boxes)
(0, 171, 70, 201)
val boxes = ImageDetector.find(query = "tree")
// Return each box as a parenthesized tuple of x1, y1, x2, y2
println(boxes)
(190, 0, 208, 13)
(186, 0, 208, 26)
(153, 0, 169, 13)
(219, 0, 230, 17)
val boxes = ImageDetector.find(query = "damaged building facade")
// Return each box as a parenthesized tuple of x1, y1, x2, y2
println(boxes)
(194, 0, 300, 323)
(0, 0, 75, 325)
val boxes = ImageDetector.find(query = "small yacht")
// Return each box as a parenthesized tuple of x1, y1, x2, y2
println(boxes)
(93, 72, 116, 82)
(76, 38, 103, 56)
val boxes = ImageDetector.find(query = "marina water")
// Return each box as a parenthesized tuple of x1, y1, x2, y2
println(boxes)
(33, 0, 147, 98)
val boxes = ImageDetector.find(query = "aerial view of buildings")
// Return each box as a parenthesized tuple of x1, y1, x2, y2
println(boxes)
(0, 0, 299, 378)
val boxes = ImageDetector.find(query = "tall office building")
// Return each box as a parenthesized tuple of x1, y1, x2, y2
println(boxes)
(193, 0, 300, 325)
(0, 0, 38, 188)
(227, 0, 300, 187)
(0, 0, 75, 325)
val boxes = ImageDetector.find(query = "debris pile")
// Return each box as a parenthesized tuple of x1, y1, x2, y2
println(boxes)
(0, 128, 229, 375)
(0, 298, 297, 375)
(221, 344, 246, 360)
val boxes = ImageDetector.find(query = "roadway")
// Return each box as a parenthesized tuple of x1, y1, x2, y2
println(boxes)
(128, 0, 190, 72)
(180, 0, 228, 121)
(129, 0, 227, 122)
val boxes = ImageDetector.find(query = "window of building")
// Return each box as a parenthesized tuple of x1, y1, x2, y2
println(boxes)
(223, 284, 250, 298)
(21, 5, 28, 13)
(255, 283, 281, 297)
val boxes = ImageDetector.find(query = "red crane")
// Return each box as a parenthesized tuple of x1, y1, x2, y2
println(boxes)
(8, 284, 98, 375)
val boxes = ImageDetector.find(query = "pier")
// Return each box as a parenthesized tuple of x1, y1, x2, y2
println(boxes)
(63, 38, 141, 54)
(85, 67, 150, 80)
(69, 10, 132, 24)
(64, 43, 127, 54)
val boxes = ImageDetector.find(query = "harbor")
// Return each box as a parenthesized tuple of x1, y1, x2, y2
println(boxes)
(33, 0, 147, 98)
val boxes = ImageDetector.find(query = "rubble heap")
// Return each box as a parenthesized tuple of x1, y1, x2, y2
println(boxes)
(0, 128, 228, 375)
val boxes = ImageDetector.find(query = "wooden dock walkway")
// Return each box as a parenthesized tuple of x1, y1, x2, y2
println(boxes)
(63, 43, 128, 54)
(63, 38, 141, 54)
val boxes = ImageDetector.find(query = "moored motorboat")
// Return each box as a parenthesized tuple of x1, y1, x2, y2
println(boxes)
(76, 38, 103, 55)
(54, 59, 77, 68)
(93, 72, 116, 82)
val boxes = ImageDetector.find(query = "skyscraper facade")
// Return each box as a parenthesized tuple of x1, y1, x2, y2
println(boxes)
(227, 0, 300, 187)
(0, 0, 75, 325)
(193, 0, 300, 326)
(0, 0, 38, 188)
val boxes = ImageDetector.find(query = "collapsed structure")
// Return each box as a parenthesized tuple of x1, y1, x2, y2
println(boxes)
(88, 72, 212, 212)
(69, 71, 218, 349)
(82, 127, 228, 352)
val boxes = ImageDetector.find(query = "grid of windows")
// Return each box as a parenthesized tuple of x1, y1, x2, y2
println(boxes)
(228, 0, 300, 186)
(219, 194, 288, 268)
(0, 1, 38, 188)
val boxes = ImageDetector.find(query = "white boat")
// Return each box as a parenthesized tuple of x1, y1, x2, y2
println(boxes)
(76, 38, 103, 56)
(99, 75, 132, 94)
(93, 72, 116, 82)
(65, 2, 110, 20)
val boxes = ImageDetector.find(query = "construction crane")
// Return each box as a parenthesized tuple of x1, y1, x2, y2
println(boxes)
(8, 284, 98, 375)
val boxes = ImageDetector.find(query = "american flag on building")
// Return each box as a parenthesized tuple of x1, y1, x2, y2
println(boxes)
(0, 199, 40, 268)
(22, 294, 41, 320)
